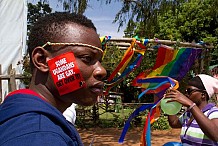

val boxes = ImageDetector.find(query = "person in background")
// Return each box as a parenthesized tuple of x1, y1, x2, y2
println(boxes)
(165, 74, 218, 145)
(0, 12, 106, 146)
(63, 103, 77, 124)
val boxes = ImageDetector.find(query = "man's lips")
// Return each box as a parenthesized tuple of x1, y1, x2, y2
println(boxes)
(90, 83, 104, 95)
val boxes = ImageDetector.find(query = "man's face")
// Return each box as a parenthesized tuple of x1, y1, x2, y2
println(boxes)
(48, 24, 107, 106)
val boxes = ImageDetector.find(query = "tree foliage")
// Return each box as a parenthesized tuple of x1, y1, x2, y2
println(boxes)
(112, 0, 188, 38)
(21, 1, 52, 86)
(57, 0, 89, 14)
(155, 0, 218, 67)
(156, 0, 218, 43)
(102, 0, 218, 97)
(28, 1, 52, 31)
(39, 0, 90, 14)
(111, 0, 217, 66)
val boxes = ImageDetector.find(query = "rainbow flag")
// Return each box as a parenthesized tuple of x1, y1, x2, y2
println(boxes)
(152, 45, 175, 70)
(132, 47, 202, 91)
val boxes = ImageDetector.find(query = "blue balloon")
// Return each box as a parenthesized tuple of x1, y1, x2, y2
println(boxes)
(163, 142, 182, 146)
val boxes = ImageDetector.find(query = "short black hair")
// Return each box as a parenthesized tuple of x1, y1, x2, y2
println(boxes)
(28, 12, 96, 69)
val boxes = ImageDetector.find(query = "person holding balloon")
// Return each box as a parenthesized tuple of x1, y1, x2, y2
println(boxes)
(163, 74, 218, 145)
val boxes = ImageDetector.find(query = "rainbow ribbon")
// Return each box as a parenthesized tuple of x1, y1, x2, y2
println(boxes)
(118, 103, 154, 143)
(107, 39, 136, 82)
(119, 77, 178, 144)
(137, 76, 179, 98)
(139, 77, 179, 146)
(105, 38, 147, 94)
(105, 51, 145, 95)
(100, 36, 111, 59)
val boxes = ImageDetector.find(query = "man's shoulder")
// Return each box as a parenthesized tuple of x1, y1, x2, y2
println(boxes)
(0, 130, 71, 146)
(0, 112, 74, 146)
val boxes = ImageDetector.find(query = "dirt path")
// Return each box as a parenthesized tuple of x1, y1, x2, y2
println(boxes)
(78, 128, 181, 146)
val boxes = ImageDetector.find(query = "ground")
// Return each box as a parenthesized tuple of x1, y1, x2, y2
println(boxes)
(78, 128, 181, 146)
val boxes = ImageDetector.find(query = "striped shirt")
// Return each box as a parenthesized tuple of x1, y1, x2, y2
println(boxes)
(179, 103, 218, 146)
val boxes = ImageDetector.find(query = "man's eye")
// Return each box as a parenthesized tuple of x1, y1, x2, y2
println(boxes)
(80, 56, 92, 63)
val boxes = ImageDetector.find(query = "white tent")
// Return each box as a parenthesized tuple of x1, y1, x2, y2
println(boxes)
(0, 0, 27, 100)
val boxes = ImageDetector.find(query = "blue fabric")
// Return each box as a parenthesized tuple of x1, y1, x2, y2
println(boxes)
(146, 111, 151, 146)
(0, 89, 83, 146)
(118, 103, 154, 143)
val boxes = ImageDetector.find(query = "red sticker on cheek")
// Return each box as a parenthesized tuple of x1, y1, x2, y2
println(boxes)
(47, 52, 86, 96)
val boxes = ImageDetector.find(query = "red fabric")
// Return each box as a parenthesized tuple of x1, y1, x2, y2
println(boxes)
(152, 47, 166, 70)
(141, 112, 150, 146)
(131, 69, 151, 87)
(163, 49, 174, 65)
(107, 49, 134, 82)
(141, 107, 158, 146)
(6, 89, 45, 101)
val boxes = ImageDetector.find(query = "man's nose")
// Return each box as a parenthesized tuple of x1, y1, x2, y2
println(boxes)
(93, 62, 107, 81)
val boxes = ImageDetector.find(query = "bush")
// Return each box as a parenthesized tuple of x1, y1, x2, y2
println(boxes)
(75, 105, 171, 131)
(151, 115, 170, 130)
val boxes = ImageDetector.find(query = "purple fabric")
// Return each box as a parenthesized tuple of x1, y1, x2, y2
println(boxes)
(176, 48, 202, 81)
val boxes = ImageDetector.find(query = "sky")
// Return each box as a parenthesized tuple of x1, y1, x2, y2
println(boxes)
(29, 0, 126, 37)
(84, 1, 125, 37)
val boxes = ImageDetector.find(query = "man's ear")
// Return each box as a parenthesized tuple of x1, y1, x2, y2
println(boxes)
(31, 47, 51, 72)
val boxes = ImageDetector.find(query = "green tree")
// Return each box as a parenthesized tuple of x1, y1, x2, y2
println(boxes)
(156, 0, 218, 43)
(28, 1, 52, 31)
(113, 0, 217, 68)
(58, 0, 89, 14)
(38, 0, 90, 14)
(156, 0, 218, 66)
(111, 0, 187, 38)
(21, 2, 52, 86)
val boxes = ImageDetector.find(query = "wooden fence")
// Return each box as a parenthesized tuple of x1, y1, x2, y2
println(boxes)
(0, 64, 26, 102)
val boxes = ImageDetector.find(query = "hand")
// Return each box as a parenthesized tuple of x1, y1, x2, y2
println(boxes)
(164, 89, 193, 107)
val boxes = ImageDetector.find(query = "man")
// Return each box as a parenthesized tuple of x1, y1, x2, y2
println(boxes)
(0, 12, 107, 146)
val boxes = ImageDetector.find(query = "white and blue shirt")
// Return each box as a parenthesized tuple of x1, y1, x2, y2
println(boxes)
(179, 103, 218, 146)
